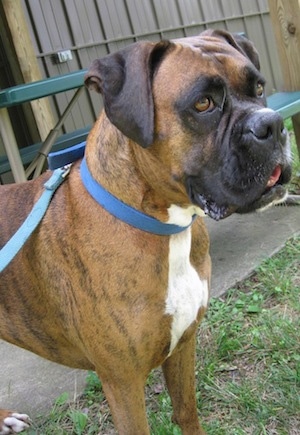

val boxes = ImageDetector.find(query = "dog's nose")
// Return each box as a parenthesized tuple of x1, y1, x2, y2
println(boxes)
(244, 109, 286, 146)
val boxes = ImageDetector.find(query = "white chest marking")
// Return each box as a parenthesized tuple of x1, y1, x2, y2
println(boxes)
(165, 227, 208, 355)
(167, 203, 205, 227)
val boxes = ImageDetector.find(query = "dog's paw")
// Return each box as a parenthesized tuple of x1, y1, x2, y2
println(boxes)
(0, 412, 30, 434)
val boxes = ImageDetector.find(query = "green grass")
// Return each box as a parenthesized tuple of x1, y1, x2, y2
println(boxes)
(27, 125, 299, 434)
(196, 235, 300, 434)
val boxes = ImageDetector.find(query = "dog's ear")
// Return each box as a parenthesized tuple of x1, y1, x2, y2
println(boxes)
(230, 32, 260, 71)
(202, 29, 260, 71)
(85, 41, 172, 148)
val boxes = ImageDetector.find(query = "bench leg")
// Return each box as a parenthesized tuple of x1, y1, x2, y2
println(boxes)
(0, 108, 27, 183)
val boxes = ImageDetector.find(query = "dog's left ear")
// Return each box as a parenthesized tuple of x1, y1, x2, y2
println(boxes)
(202, 29, 260, 71)
(85, 41, 173, 148)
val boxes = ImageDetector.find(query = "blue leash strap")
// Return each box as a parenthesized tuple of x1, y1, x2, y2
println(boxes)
(0, 165, 71, 273)
(48, 141, 86, 170)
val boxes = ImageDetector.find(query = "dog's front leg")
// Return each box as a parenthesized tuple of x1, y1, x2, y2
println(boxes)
(162, 334, 206, 435)
(100, 372, 150, 435)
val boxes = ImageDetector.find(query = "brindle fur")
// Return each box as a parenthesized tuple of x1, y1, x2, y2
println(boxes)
(0, 30, 291, 434)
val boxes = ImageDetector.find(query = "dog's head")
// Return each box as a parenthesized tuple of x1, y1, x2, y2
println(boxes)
(85, 30, 291, 221)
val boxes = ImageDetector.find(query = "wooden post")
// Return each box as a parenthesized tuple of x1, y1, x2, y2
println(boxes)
(268, 0, 300, 156)
(2, 0, 55, 141)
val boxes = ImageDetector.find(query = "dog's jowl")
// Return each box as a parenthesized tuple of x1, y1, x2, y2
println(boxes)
(0, 30, 291, 434)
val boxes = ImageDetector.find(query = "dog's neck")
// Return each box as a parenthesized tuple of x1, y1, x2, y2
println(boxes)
(85, 113, 192, 223)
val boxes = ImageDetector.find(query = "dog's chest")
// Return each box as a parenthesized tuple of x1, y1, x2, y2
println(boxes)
(165, 228, 208, 354)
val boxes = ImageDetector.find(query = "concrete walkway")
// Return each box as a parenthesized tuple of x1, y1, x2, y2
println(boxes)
(0, 206, 299, 418)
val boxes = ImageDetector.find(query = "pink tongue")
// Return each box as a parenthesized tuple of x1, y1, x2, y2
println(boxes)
(267, 165, 281, 187)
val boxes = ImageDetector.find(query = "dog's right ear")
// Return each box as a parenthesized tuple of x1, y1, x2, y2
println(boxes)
(202, 29, 261, 71)
(85, 41, 173, 148)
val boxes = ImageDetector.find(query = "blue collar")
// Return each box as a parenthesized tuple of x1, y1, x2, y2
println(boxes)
(80, 157, 195, 235)
(48, 141, 196, 235)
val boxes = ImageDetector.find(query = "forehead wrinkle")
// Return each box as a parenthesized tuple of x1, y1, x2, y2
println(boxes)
(175, 39, 253, 80)
(209, 52, 261, 92)
(154, 46, 217, 99)
(154, 40, 261, 105)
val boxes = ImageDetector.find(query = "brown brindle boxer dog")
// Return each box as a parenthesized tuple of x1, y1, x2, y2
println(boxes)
(0, 30, 291, 434)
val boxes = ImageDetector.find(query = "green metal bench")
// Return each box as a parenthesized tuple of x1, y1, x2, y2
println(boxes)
(0, 69, 300, 182)
(0, 71, 86, 108)
(0, 70, 88, 182)
(267, 91, 300, 119)
(267, 92, 300, 178)
(0, 126, 90, 174)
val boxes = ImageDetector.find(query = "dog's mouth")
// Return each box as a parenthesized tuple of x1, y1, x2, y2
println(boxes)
(235, 164, 290, 216)
(193, 193, 235, 221)
(189, 164, 290, 221)
(266, 164, 282, 188)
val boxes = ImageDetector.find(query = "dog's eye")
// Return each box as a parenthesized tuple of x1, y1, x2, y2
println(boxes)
(256, 82, 264, 98)
(194, 97, 214, 113)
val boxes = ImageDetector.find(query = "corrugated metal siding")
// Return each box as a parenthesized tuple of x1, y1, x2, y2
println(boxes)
(22, 0, 284, 134)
